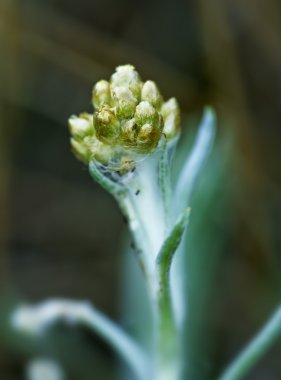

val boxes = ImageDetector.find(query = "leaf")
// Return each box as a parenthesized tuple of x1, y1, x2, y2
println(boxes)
(156, 208, 191, 289)
(159, 138, 172, 227)
(219, 305, 281, 380)
(174, 107, 216, 213)
(89, 160, 125, 197)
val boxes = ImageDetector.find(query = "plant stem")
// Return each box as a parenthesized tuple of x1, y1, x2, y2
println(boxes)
(89, 161, 154, 283)
(90, 147, 188, 380)
(219, 305, 281, 380)
(12, 300, 150, 380)
(153, 285, 179, 380)
(153, 209, 190, 380)
(120, 155, 167, 295)
(80, 302, 150, 380)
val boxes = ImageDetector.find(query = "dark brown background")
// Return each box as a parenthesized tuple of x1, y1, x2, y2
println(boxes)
(0, 0, 280, 379)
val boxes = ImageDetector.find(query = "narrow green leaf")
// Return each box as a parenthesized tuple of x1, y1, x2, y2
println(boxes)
(219, 305, 281, 380)
(174, 107, 216, 213)
(12, 299, 150, 380)
(89, 160, 125, 197)
(154, 208, 191, 374)
(158, 139, 172, 228)
(156, 208, 191, 284)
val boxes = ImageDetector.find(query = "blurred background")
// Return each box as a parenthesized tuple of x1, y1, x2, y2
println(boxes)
(0, 0, 280, 379)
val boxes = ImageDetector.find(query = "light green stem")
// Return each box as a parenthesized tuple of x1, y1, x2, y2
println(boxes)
(89, 161, 154, 281)
(219, 305, 281, 380)
(89, 154, 189, 380)
(154, 209, 190, 379)
(12, 299, 150, 380)
(79, 302, 150, 380)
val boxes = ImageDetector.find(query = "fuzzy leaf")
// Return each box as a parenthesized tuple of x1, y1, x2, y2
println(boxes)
(174, 107, 216, 213)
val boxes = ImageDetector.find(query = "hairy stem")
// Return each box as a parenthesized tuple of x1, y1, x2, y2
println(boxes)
(153, 209, 190, 379)
(12, 299, 150, 380)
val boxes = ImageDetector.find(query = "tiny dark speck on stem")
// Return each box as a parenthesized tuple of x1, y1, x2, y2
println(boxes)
(135, 189, 140, 196)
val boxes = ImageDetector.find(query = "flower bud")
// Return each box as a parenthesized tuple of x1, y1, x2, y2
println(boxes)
(141, 80, 163, 109)
(112, 86, 138, 118)
(92, 80, 112, 109)
(94, 106, 121, 144)
(136, 123, 160, 152)
(84, 136, 114, 164)
(68, 113, 94, 139)
(134, 101, 159, 128)
(70, 138, 91, 164)
(111, 65, 142, 99)
(134, 101, 163, 152)
(121, 118, 137, 146)
(161, 98, 180, 139)
(69, 64, 181, 168)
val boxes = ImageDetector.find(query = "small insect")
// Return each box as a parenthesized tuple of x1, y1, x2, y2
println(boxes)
(135, 189, 140, 196)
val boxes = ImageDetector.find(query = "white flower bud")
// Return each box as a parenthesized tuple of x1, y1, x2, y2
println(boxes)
(84, 137, 114, 164)
(68, 114, 94, 139)
(141, 80, 163, 109)
(161, 98, 180, 138)
(92, 80, 112, 109)
(111, 86, 138, 118)
(134, 101, 159, 127)
(70, 138, 91, 164)
(111, 65, 142, 99)
(94, 106, 121, 144)
(136, 123, 158, 151)
(121, 118, 137, 146)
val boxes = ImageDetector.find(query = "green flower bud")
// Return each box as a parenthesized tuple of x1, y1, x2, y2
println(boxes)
(141, 80, 163, 109)
(84, 136, 114, 164)
(134, 101, 158, 127)
(92, 80, 112, 109)
(94, 106, 121, 144)
(136, 123, 160, 152)
(133, 101, 163, 152)
(70, 138, 91, 164)
(68, 113, 94, 139)
(121, 118, 137, 146)
(161, 98, 180, 139)
(111, 65, 142, 99)
(111, 86, 138, 118)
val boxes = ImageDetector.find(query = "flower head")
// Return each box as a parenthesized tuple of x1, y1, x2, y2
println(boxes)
(69, 65, 181, 171)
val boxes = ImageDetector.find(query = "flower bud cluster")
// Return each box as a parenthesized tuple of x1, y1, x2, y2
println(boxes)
(69, 65, 180, 169)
